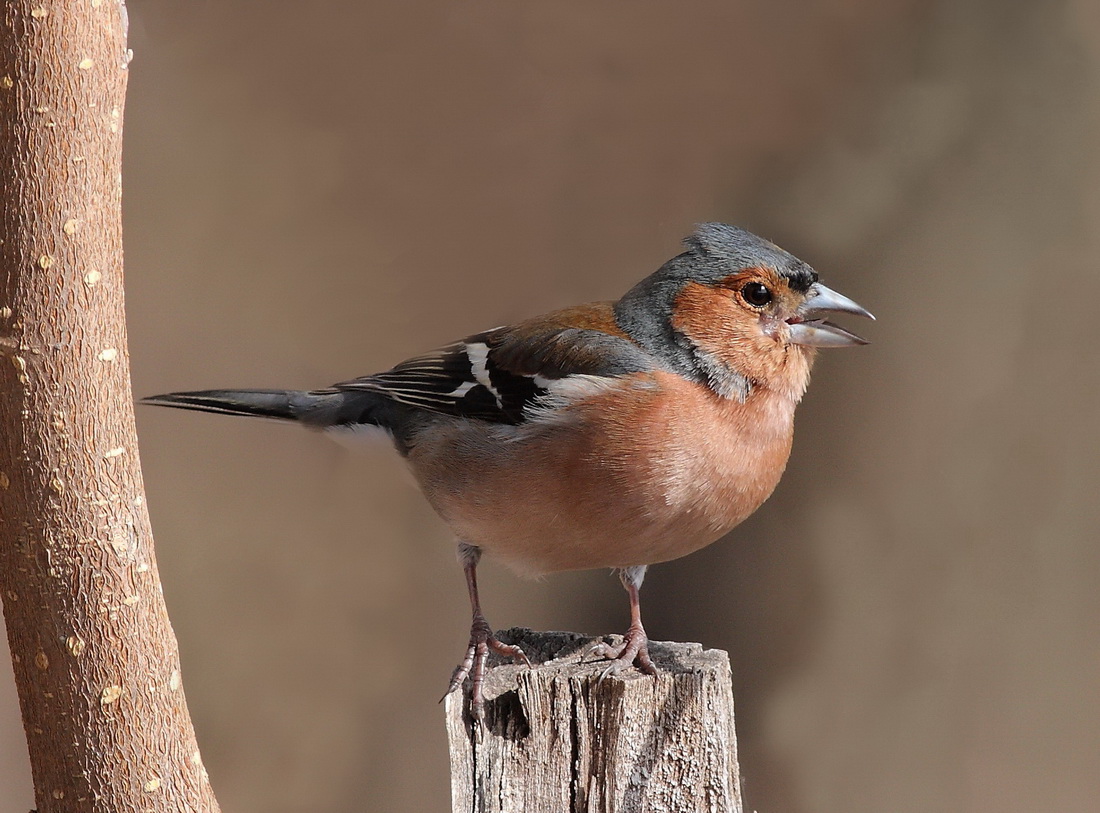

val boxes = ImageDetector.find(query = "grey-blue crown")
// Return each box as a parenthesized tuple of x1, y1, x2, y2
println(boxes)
(683, 223, 818, 293)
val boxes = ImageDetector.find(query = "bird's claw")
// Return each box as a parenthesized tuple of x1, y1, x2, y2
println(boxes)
(589, 624, 657, 682)
(442, 617, 530, 725)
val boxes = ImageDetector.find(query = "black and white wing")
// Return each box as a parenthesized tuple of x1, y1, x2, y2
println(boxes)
(335, 319, 654, 425)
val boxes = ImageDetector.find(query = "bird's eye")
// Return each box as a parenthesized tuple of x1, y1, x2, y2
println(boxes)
(741, 282, 772, 308)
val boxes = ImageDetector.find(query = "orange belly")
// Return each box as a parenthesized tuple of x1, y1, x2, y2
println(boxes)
(407, 371, 797, 576)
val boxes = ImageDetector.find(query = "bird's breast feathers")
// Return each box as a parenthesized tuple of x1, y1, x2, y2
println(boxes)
(406, 369, 798, 575)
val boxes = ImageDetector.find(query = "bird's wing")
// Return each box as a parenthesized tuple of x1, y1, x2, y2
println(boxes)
(334, 303, 654, 424)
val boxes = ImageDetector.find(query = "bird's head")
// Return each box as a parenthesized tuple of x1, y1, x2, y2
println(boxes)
(615, 223, 874, 401)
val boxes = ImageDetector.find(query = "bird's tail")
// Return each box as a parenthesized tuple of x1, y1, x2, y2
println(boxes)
(141, 388, 380, 428)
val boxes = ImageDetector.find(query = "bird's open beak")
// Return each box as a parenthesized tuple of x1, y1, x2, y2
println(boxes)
(786, 283, 875, 347)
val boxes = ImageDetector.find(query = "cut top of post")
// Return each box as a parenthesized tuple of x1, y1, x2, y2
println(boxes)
(445, 628, 743, 813)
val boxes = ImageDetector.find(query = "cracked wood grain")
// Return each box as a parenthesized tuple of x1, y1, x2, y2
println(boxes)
(446, 628, 743, 813)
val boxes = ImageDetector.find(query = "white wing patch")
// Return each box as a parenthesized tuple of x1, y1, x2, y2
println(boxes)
(463, 341, 502, 407)
(523, 373, 624, 423)
(446, 381, 478, 398)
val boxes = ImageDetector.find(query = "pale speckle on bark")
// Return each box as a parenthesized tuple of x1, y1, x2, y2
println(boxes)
(0, 2, 223, 809)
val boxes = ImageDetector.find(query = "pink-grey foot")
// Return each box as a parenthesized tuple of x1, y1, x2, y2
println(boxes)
(445, 543, 530, 724)
(445, 612, 530, 722)
(590, 565, 659, 679)
(591, 622, 657, 679)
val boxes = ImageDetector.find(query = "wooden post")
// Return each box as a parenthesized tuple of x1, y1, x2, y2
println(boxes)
(446, 628, 743, 813)
(0, 3, 222, 810)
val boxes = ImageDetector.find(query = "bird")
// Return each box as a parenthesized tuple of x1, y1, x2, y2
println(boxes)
(142, 223, 873, 722)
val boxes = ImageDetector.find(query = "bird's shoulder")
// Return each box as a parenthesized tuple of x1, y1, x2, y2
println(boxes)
(334, 302, 657, 424)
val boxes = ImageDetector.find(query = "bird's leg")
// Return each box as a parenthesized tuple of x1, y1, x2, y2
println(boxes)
(444, 543, 530, 723)
(591, 565, 658, 677)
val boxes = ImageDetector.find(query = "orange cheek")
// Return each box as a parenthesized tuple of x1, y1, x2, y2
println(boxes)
(672, 281, 763, 356)
(671, 281, 812, 392)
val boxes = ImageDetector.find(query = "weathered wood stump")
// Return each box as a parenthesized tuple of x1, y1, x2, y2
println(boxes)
(445, 628, 743, 813)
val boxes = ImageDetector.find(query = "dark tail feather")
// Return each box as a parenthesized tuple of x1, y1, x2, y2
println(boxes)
(141, 388, 377, 426)
(143, 387, 417, 453)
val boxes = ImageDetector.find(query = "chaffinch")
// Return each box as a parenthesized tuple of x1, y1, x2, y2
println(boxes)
(144, 223, 873, 722)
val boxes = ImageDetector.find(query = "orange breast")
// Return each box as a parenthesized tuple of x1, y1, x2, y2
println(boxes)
(408, 371, 798, 575)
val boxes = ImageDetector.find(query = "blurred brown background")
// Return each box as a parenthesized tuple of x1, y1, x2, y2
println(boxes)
(4, 0, 1099, 810)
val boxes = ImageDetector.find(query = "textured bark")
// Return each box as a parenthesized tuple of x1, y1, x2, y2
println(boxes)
(0, 3, 220, 811)
(446, 629, 743, 813)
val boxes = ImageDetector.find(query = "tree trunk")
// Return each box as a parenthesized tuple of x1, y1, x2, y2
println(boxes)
(446, 629, 743, 813)
(0, 3, 221, 811)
